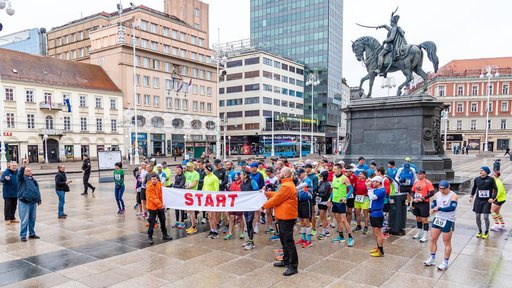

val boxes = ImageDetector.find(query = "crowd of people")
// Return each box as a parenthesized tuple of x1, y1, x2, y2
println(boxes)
(0, 154, 507, 277)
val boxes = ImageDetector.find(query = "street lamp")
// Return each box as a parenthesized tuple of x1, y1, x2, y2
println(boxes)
(0, 0, 14, 16)
(211, 42, 227, 160)
(228, 136, 231, 158)
(183, 135, 188, 160)
(306, 72, 320, 155)
(480, 65, 499, 152)
(130, 18, 141, 164)
(381, 77, 396, 97)
(43, 134, 48, 164)
(221, 113, 227, 161)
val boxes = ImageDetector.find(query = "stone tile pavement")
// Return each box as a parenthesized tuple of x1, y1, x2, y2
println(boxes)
(0, 155, 510, 287)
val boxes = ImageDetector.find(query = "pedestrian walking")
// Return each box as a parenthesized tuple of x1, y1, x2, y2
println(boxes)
(55, 164, 71, 219)
(504, 147, 510, 156)
(114, 162, 126, 214)
(1, 161, 19, 224)
(17, 159, 41, 242)
(81, 154, 95, 195)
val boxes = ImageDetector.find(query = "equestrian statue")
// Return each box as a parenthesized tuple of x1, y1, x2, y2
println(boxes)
(352, 9, 439, 98)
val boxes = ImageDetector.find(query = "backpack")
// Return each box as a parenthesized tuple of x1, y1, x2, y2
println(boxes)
(317, 181, 331, 198)
(298, 190, 312, 201)
(399, 168, 415, 185)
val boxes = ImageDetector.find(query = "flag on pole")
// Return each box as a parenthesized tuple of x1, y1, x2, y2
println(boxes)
(65, 95, 71, 112)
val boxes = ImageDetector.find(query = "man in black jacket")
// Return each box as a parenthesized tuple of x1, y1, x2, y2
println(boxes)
(173, 165, 187, 228)
(81, 154, 95, 195)
(55, 165, 71, 219)
(18, 159, 41, 242)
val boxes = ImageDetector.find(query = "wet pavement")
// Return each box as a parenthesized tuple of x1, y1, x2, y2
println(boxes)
(0, 155, 510, 287)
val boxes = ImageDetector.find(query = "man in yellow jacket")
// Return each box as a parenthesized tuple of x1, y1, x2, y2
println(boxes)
(146, 173, 172, 244)
(263, 167, 298, 276)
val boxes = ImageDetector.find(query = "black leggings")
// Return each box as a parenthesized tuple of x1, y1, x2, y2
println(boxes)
(175, 209, 186, 222)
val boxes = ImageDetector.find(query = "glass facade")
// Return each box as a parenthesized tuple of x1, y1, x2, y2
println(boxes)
(0, 28, 47, 56)
(250, 0, 343, 137)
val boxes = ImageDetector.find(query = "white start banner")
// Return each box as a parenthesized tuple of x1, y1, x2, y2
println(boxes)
(162, 187, 268, 212)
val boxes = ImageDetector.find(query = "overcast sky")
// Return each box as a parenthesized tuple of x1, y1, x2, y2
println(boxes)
(1, 0, 511, 97)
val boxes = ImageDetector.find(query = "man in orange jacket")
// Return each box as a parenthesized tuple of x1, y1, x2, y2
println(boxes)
(263, 167, 299, 276)
(146, 173, 172, 244)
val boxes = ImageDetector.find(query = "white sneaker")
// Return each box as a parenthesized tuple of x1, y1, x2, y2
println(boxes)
(413, 231, 422, 240)
(420, 234, 428, 243)
(437, 261, 448, 270)
(501, 223, 506, 229)
(254, 224, 259, 234)
(244, 242, 255, 250)
(491, 224, 502, 231)
(424, 257, 436, 266)
(201, 218, 207, 224)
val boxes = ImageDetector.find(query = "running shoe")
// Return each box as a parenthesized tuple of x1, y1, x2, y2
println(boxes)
(172, 222, 179, 228)
(260, 218, 266, 225)
(501, 223, 506, 229)
(224, 233, 233, 240)
(331, 236, 345, 243)
(242, 241, 250, 247)
(347, 237, 354, 247)
(178, 222, 186, 229)
(269, 235, 280, 241)
(210, 232, 219, 239)
(274, 248, 283, 253)
(201, 218, 207, 224)
(370, 247, 379, 253)
(296, 239, 306, 245)
(370, 250, 384, 257)
(437, 262, 448, 271)
(244, 241, 255, 250)
(420, 234, 428, 243)
(482, 232, 490, 239)
(353, 226, 362, 232)
(265, 228, 274, 234)
(311, 229, 317, 236)
(476, 232, 483, 238)
(302, 241, 313, 248)
(424, 257, 436, 266)
(491, 224, 502, 231)
(223, 226, 229, 234)
(134, 203, 139, 209)
(363, 227, 369, 235)
(239, 232, 245, 239)
(186, 226, 197, 234)
(412, 232, 422, 239)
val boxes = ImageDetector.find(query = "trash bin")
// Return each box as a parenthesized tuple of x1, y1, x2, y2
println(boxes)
(388, 193, 408, 235)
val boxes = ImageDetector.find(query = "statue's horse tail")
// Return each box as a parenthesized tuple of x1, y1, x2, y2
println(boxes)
(419, 41, 439, 72)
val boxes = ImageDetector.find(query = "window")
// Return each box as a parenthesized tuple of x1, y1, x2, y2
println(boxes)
(245, 97, 259, 104)
(175, 98, 181, 110)
(226, 99, 242, 106)
(289, 90, 296, 97)
(501, 119, 507, 130)
(436, 86, 445, 97)
(263, 71, 273, 79)
(190, 52, 196, 60)
(200, 102, 205, 112)
(282, 88, 288, 95)
(470, 120, 476, 130)
(172, 47, 178, 56)
(192, 84, 198, 94)
(143, 76, 150, 87)
(471, 102, 478, 112)
(289, 66, 296, 73)
(296, 91, 303, 98)
(488, 84, 493, 95)
(456, 102, 463, 112)
(110, 99, 117, 110)
(163, 45, 169, 54)
(207, 103, 212, 113)
(206, 71, 212, 80)
(180, 49, 186, 58)
(111, 119, 117, 132)
(503, 84, 509, 95)
(192, 68, 197, 77)
(153, 77, 160, 88)
(144, 94, 150, 106)
(456, 85, 463, 96)
(274, 61, 281, 68)
(96, 118, 103, 131)
(501, 101, 509, 112)
(190, 36, 196, 45)
(198, 38, 203, 46)
(45, 115, 53, 129)
(172, 30, 178, 39)
(227, 111, 242, 118)
(227, 86, 243, 93)
(219, 88, 224, 94)
(44, 92, 53, 104)
(226, 60, 243, 68)
(27, 114, 35, 129)
(244, 57, 259, 65)
(4, 88, 13, 100)
(472, 85, 478, 96)
(198, 54, 204, 62)
(136, 93, 141, 105)
(64, 116, 70, 130)
(263, 97, 272, 104)
(200, 86, 205, 96)
(150, 23, 157, 33)
(245, 70, 259, 78)
(207, 87, 212, 96)
(263, 57, 272, 66)
(282, 76, 288, 83)
(194, 8, 200, 17)
(141, 39, 148, 48)
(4, 113, 14, 128)
(262, 84, 272, 92)
(245, 110, 260, 117)
(281, 100, 288, 107)
(180, 32, 186, 41)
(227, 73, 243, 81)
(219, 100, 224, 107)
(25, 90, 34, 102)
(183, 99, 188, 110)
(274, 99, 280, 106)
(140, 21, 148, 30)
(488, 102, 493, 112)
(281, 63, 288, 70)
(95, 97, 102, 109)
(166, 97, 172, 109)
(79, 95, 87, 107)
(274, 86, 280, 93)
(152, 59, 159, 70)
(289, 102, 295, 108)
(192, 101, 198, 111)
(154, 96, 160, 107)
(181, 66, 188, 76)
(199, 70, 204, 79)
(163, 27, 169, 37)
(246, 84, 260, 91)
(456, 120, 462, 130)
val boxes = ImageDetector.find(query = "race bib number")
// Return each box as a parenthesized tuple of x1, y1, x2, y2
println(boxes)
(114, 174, 120, 180)
(405, 179, 412, 185)
(414, 193, 423, 200)
(355, 195, 365, 203)
(315, 196, 322, 204)
(478, 190, 490, 198)
(348, 193, 354, 199)
(433, 217, 447, 228)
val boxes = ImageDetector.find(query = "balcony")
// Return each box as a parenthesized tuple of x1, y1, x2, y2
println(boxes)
(39, 101, 64, 111)
(39, 129, 64, 136)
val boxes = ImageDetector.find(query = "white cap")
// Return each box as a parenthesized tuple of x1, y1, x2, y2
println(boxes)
(156, 164, 162, 168)
(370, 176, 384, 183)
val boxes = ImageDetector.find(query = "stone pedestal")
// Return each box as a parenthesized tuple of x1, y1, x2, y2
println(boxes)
(341, 94, 454, 182)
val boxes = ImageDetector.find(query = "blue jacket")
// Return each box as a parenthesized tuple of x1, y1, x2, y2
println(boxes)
(17, 167, 41, 204)
(1, 168, 18, 198)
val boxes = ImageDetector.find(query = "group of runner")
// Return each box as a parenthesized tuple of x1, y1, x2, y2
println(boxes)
(129, 155, 506, 272)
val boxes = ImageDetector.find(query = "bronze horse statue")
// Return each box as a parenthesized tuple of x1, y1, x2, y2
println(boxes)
(352, 36, 439, 97)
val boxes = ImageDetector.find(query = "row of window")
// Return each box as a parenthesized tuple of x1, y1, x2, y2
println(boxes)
(54, 30, 87, 46)
(55, 47, 88, 60)
(220, 111, 302, 119)
(437, 83, 510, 97)
(6, 113, 117, 132)
(136, 75, 213, 96)
(134, 94, 212, 113)
(220, 84, 303, 98)
(139, 20, 204, 45)
(449, 119, 508, 130)
(262, 57, 304, 75)
(219, 98, 303, 109)
(135, 57, 213, 80)
(223, 70, 304, 88)
(136, 41, 211, 65)
(4, 88, 118, 109)
(452, 101, 509, 113)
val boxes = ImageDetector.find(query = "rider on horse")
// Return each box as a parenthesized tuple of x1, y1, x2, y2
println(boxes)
(374, 12, 407, 75)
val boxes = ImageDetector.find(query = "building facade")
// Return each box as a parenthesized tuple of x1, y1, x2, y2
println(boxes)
(410, 57, 512, 153)
(218, 43, 313, 156)
(164, 0, 209, 35)
(0, 49, 124, 163)
(250, 0, 344, 153)
(0, 28, 47, 55)
(47, 4, 218, 159)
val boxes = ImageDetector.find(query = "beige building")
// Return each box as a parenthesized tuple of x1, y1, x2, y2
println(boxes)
(0, 49, 124, 163)
(164, 0, 209, 35)
(47, 4, 218, 158)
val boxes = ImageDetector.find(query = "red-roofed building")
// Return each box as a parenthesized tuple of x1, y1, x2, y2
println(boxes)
(409, 57, 512, 153)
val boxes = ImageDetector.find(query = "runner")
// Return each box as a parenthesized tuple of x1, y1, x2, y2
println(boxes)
(328, 163, 355, 247)
(367, 176, 387, 257)
(213, 159, 229, 233)
(367, 161, 377, 178)
(240, 170, 260, 250)
(317, 171, 332, 240)
(172, 165, 186, 229)
(375, 167, 392, 236)
(410, 170, 435, 242)
(264, 167, 279, 234)
(470, 166, 497, 239)
(203, 164, 220, 239)
(356, 156, 369, 175)
(395, 162, 417, 209)
(113, 162, 125, 214)
(424, 180, 457, 270)
(353, 171, 369, 234)
(490, 171, 506, 231)
(295, 168, 314, 248)
(344, 164, 359, 228)
(225, 172, 245, 240)
(249, 162, 265, 234)
(305, 163, 319, 237)
(161, 161, 172, 187)
(184, 162, 200, 234)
